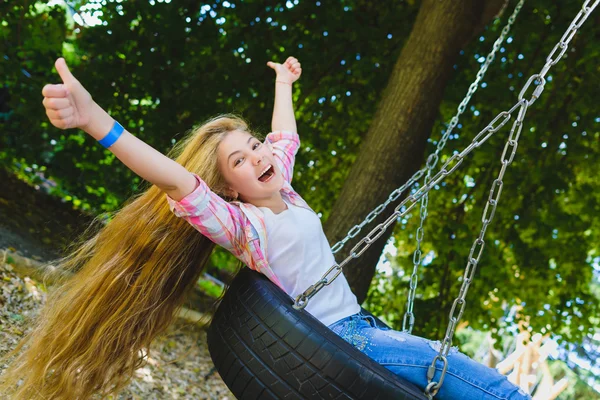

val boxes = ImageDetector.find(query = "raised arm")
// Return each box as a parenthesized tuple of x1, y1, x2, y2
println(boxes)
(42, 58, 196, 202)
(266, 56, 302, 133)
(78, 103, 196, 201)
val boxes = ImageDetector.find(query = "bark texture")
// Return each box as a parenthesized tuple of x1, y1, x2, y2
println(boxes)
(324, 0, 506, 303)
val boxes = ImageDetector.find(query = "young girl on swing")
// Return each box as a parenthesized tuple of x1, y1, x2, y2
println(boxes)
(0, 56, 530, 400)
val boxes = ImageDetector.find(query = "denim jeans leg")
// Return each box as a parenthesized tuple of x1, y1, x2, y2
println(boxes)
(328, 318, 531, 400)
(363, 329, 531, 400)
(328, 313, 376, 353)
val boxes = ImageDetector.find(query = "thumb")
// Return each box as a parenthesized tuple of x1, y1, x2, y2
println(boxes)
(266, 61, 278, 69)
(55, 57, 78, 84)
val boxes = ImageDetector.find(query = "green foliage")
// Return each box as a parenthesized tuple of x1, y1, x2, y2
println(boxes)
(549, 358, 599, 399)
(2, 2, 599, 392)
(364, 0, 600, 349)
(196, 278, 224, 299)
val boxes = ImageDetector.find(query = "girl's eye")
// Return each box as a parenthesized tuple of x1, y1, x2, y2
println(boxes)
(234, 142, 261, 167)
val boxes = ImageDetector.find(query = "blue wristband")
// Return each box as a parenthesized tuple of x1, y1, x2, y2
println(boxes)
(98, 120, 124, 148)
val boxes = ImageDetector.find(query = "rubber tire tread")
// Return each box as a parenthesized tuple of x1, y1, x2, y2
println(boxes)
(207, 267, 428, 400)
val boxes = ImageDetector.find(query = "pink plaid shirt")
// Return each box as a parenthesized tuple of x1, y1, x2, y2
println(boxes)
(165, 130, 315, 291)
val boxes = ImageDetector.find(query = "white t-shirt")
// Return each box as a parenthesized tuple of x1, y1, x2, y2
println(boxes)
(258, 198, 361, 327)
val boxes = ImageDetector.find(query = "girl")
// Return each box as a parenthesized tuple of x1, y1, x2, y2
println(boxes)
(0, 56, 530, 400)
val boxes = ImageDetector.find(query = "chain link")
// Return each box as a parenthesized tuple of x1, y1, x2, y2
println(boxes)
(294, 97, 527, 312)
(425, 2, 597, 396)
(424, 99, 529, 396)
(292, 1, 597, 395)
(329, 174, 423, 254)
(328, 1, 526, 314)
(402, 0, 525, 333)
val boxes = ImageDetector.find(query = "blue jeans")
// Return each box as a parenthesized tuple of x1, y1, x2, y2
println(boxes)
(327, 311, 531, 400)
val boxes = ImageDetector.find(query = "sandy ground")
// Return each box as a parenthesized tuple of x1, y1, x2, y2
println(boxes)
(0, 254, 235, 399)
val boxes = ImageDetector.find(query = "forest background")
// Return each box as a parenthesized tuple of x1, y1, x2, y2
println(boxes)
(1, 0, 599, 397)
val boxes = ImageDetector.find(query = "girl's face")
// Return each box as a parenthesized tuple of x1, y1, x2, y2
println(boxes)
(217, 130, 284, 203)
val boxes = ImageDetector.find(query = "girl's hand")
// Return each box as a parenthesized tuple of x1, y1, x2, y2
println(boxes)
(266, 56, 302, 84)
(42, 58, 95, 130)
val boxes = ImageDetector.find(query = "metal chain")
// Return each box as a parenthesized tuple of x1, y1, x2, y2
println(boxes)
(295, 0, 525, 312)
(403, 0, 525, 334)
(422, 98, 528, 396)
(293, 95, 524, 310)
(425, 1, 599, 397)
(326, 1, 526, 262)
(295, 0, 597, 392)
(328, 168, 427, 256)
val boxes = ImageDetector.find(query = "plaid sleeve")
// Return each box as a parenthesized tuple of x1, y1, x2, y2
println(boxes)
(265, 130, 300, 184)
(165, 173, 245, 256)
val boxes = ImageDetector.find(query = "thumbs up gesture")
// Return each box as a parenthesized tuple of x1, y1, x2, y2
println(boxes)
(266, 56, 302, 84)
(42, 58, 95, 130)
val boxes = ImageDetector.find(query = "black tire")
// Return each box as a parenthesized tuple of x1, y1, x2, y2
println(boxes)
(207, 267, 428, 399)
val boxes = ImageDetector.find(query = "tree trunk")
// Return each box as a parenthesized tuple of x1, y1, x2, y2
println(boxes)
(324, 0, 506, 303)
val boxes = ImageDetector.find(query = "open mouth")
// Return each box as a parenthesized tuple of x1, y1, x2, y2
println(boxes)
(258, 165, 275, 182)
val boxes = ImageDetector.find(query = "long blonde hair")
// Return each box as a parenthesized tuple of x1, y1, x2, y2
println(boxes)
(0, 114, 255, 399)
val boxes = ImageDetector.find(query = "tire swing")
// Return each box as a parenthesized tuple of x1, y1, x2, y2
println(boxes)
(207, 2, 596, 399)
(208, 267, 427, 400)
